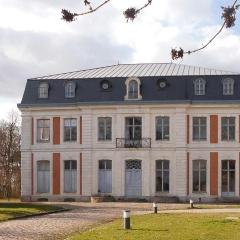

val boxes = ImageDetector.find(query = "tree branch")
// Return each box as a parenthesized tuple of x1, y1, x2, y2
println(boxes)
(172, 0, 239, 60)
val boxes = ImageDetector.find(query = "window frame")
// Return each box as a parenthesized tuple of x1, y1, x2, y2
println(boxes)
(98, 117, 112, 141)
(65, 81, 76, 98)
(64, 160, 77, 193)
(221, 159, 235, 194)
(156, 160, 170, 193)
(38, 82, 49, 99)
(124, 77, 142, 100)
(64, 118, 77, 142)
(192, 159, 207, 193)
(155, 116, 170, 141)
(192, 117, 207, 141)
(193, 78, 206, 96)
(37, 160, 50, 193)
(221, 117, 235, 141)
(222, 78, 234, 96)
(37, 119, 50, 143)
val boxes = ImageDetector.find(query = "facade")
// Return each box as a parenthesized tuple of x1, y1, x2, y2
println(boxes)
(18, 63, 240, 202)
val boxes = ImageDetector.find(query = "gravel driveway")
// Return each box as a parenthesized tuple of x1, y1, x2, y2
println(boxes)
(1, 202, 240, 240)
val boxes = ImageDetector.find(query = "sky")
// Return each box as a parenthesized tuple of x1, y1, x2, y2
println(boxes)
(0, 0, 240, 119)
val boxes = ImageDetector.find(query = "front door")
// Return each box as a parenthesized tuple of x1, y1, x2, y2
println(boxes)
(125, 160, 142, 197)
(98, 160, 112, 193)
(222, 160, 235, 197)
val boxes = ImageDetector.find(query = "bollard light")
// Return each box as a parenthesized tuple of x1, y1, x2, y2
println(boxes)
(123, 210, 131, 230)
(153, 202, 158, 214)
(189, 199, 194, 209)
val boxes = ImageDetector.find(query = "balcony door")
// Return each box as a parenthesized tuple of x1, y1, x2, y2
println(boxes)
(222, 160, 235, 197)
(125, 117, 142, 147)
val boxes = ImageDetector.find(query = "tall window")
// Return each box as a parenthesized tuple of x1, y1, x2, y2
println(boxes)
(192, 160, 207, 193)
(222, 160, 235, 194)
(65, 81, 75, 98)
(64, 118, 77, 142)
(221, 117, 235, 141)
(37, 119, 50, 143)
(156, 160, 169, 192)
(223, 78, 234, 95)
(125, 117, 142, 140)
(38, 82, 49, 98)
(128, 80, 138, 99)
(192, 117, 207, 141)
(194, 78, 206, 95)
(156, 116, 169, 141)
(98, 160, 112, 193)
(37, 161, 50, 193)
(98, 117, 112, 141)
(64, 160, 77, 193)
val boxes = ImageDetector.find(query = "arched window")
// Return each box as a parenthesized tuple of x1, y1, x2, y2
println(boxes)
(194, 78, 206, 95)
(156, 160, 169, 192)
(65, 81, 75, 98)
(124, 77, 142, 100)
(38, 82, 49, 99)
(222, 78, 234, 95)
(192, 160, 207, 193)
(37, 160, 50, 193)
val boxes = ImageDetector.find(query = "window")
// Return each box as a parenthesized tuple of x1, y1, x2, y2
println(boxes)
(37, 119, 50, 143)
(65, 81, 75, 98)
(37, 161, 50, 193)
(192, 160, 207, 193)
(98, 117, 112, 141)
(98, 160, 112, 193)
(192, 117, 207, 141)
(100, 80, 111, 90)
(223, 78, 234, 95)
(64, 118, 77, 142)
(64, 160, 77, 193)
(125, 117, 142, 140)
(156, 116, 169, 141)
(194, 78, 206, 95)
(221, 117, 235, 141)
(156, 160, 169, 192)
(38, 82, 49, 98)
(125, 77, 142, 100)
(222, 160, 235, 194)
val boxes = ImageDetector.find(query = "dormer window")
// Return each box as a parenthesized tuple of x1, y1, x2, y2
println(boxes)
(194, 78, 206, 96)
(124, 77, 142, 100)
(38, 82, 49, 99)
(65, 81, 76, 98)
(222, 78, 234, 95)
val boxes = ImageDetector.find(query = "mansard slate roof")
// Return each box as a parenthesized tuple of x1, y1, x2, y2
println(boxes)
(19, 63, 240, 107)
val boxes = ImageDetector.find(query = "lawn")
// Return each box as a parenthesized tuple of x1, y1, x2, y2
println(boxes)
(70, 213, 240, 240)
(0, 203, 62, 221)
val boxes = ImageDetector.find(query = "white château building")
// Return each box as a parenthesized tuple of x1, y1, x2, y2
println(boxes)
(18, 63, 240, 202)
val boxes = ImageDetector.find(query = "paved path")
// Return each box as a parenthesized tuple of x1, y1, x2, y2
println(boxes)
(1, 202, 240, 240)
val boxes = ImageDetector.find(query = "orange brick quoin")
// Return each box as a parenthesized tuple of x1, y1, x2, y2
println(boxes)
(53, 153, 60, 195)
(53, 117, 60, 145)
(210, 152, 218, 196)
(210, 115, 218, 144)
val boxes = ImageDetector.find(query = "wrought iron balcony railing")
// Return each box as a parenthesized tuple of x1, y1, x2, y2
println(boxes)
(116, 138, 151, 148)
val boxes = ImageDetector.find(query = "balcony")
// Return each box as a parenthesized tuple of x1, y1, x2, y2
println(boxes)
(116, 138, 151, 148)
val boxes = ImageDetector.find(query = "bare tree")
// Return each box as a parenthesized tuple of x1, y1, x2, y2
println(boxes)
(0, 111, 21, 200)
(61, 0, 239, 60)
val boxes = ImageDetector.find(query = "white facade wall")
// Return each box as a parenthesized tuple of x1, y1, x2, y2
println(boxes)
(20, 104, 240, 201)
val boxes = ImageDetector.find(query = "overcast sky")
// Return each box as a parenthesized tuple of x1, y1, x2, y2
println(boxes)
(0, 0, 239, 119)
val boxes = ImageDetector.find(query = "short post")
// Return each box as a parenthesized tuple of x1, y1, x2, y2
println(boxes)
(153, 202, 158, 214)
(190, 199, 194, 209)
(123, 210, 131, 230)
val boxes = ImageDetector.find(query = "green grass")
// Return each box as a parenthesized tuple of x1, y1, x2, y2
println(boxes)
(0, 203, 62, 221)
(70, 213, 240, 240)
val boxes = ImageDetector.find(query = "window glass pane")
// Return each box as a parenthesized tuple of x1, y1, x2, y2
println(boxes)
(229, 126, 235, 140)
(193, 170, 199, 192)
(221, 170, 228, 192)
(222, 160, 228, 170)
(229, 171, 235, 192)
(37, 161, 50, 193)
(163, 171, 169, 191)
(71, 160, 77, 170)
(106, 160, 112, 170)
(200, 170, 206, 192)
(229, 160, 235, 170)
(156, 160, 169, 192)
(163, 160, 169, 169)
(128, 80, 138, 99)
(64, 160, 70, 170)
(156, 172, 162, 192)
(156, 160, 162, 170)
